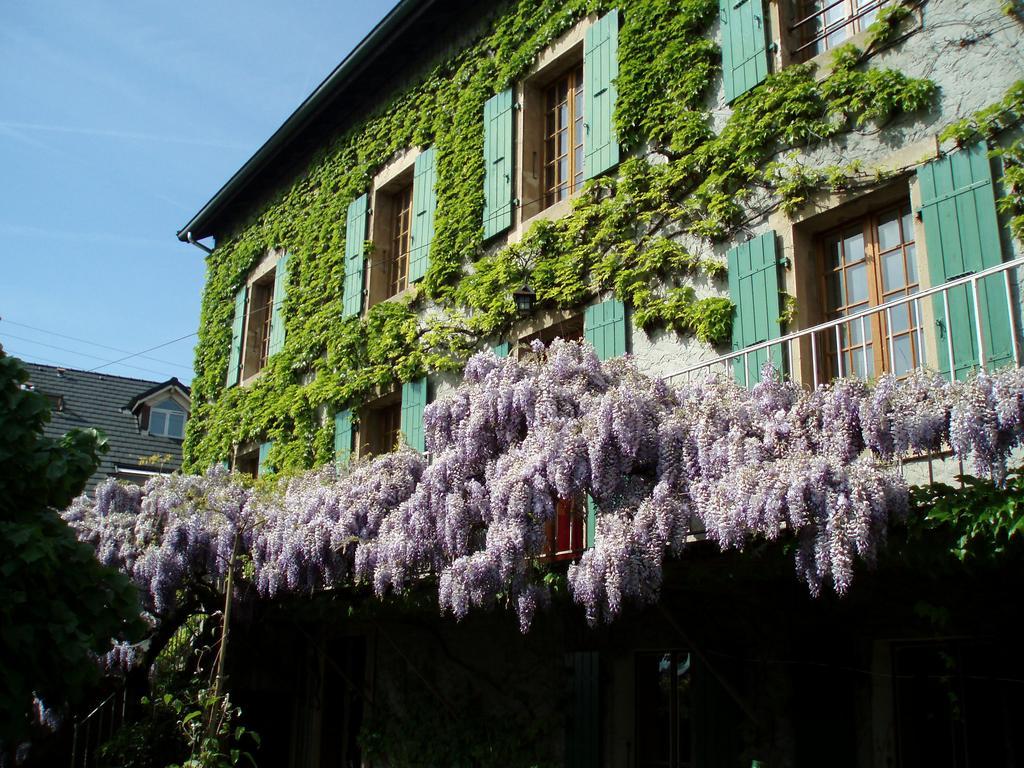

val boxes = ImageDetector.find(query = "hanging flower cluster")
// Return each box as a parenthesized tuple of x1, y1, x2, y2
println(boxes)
(64, 342, 1024, 632)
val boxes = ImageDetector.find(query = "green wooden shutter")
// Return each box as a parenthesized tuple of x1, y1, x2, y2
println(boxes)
(226, 285, 247, 387)
(583, 298, 627, 543)
(257, 441, 272, 477)
(584, 298, 628, 360)
(401, 378, 427, 453)
(720, 0, 769, 103)
(334, 409, 352, 467)
(483, 88, 515, 239)
(409, 147, 437, 283)
(343, 194, 369, 318)
(566, 651, 600, 768)
(727, 231, 783, 385)
(493, 341, 511, 358)
(267, 252, 289, 357)
(584, 10, 620, 180)
(918, 142, 1014, 378)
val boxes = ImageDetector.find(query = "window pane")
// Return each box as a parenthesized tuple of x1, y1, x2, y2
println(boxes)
(559, 103, 568, 128)
(877, 209, 901, 251)
(167, 413, 185, 439)
(825, 235, 841, 266)
(558, 158, 568, 185)
(846, 261, 869, 304)
(901, 208, 914, 242)
(557, 130, 568, 155)
(826, 271, 844, 313)
(892, 334, 915, 377)
(843, 229, 865, 264)
(150, 411, 167, 435)
(889, 304, 912, 335)
(850, 345, 874, 379)
(881, 249, 906, 292)
(905, 243, 918, 283)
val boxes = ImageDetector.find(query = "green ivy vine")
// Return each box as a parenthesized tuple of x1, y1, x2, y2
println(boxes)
(185, 0, 938, 473)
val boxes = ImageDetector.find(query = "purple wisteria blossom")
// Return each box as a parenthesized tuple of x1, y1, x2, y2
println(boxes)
(64, 343, 1024, 634)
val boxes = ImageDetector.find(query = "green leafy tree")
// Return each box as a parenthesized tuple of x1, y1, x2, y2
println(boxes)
(0, 351, 142, 748)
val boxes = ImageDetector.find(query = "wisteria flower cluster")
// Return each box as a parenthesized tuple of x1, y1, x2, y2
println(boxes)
(64, 342, 1024, 633)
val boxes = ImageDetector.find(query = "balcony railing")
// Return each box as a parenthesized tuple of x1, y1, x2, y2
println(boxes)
(664, 256, 1024, 388)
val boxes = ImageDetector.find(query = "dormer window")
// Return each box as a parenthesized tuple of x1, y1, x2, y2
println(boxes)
(148, 398, 187, 439)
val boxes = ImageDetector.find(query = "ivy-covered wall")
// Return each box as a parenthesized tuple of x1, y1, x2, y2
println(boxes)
(183, 0, 1021, 473)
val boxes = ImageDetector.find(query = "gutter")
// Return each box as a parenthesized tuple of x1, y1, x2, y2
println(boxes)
(176, 0, 432, 245)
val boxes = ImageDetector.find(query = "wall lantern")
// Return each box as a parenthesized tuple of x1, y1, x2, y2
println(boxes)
(513, 285, 536, 317)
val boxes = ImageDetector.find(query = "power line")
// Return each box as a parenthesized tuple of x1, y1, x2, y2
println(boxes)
(87, 330, 199, 374)
(0, 331, 179, 379)
(0, 318, 187, 368)
(3, 348, 80, 368)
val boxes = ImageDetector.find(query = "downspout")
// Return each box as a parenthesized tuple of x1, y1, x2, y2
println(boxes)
(186, 231, 214, 255)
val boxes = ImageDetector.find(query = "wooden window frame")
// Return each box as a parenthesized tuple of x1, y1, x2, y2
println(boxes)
(542, 63, 585, 210)
(817, 201, 921, 380)
(357, 392, 402, 459)
(790, 0, 892, 62)
(386, 183, 413, 298)
(367, 150, 419, 309)
(542, 495, 588, 561)
(241, 267, 276, 380)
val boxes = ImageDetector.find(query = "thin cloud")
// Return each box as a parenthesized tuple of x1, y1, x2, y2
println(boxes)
(0, 222, 180, 249)
(0, 120, 251, 151)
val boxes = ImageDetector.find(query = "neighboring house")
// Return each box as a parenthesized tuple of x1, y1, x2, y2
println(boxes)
(176, 0, 1024, 765)
(24, 363, 190, 494)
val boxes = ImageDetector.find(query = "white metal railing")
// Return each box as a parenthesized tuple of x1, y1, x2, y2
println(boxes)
(664, 256, 1024, 388)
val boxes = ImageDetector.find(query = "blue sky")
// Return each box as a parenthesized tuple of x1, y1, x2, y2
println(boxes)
(0, 1, 391, 384)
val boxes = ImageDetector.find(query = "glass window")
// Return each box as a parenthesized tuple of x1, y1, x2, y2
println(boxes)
(544, 64, 585, 209)
(387, 184, 413, 298)
(149, 399, 187, 438)
(819, 202, 922, 380)
(793, 0, 893, 62)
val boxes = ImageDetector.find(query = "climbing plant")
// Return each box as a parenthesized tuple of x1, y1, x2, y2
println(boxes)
(185, 0, 937, 473)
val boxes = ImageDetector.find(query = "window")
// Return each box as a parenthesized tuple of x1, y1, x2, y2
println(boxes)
(234, 448, 259, 478)
(358, 392, 402, 458)
(387, 183, 413, 297)
(149, 398, 187, 439)
(485, 12, 619, 234)
(227, 251, 288, 387)
(790, 0, 891, 62)
(367, 152, 422, 308)
(516, 313, 585, 359)
(243, 269, 275, 379)
(819, 203, 922, 379)
(543, 63, 585, 208)
(544, 496, 587, 560)
(45, 393, 64, 412)
(636, 651, 693, 768)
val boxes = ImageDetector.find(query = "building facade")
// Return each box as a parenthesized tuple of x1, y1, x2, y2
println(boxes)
(178, 0, 1024, 764)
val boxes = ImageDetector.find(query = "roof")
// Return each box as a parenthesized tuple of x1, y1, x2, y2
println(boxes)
(176, 0, 483, 244)
(23, 363, 190, 496)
